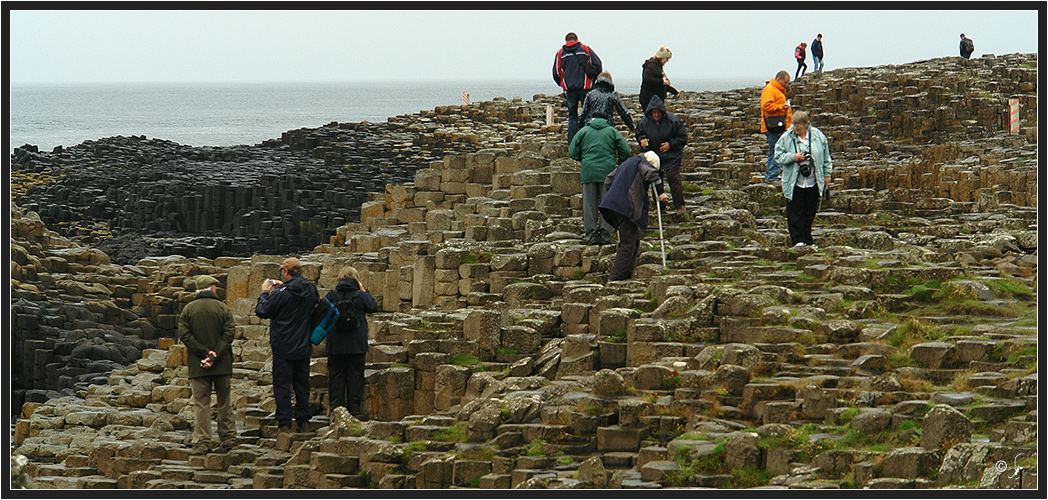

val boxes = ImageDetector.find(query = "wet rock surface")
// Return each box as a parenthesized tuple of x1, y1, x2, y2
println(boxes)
(10, 54, 1038, 490)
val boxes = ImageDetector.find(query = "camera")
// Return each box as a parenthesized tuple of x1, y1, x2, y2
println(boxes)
(798, 152, 814, 177)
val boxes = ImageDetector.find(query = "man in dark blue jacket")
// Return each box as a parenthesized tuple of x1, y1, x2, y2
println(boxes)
(553, 32, 602, 143)
(635, 95, 689, 216)
(323, 266, 378, 416)
(256, 257, 318, 434)
(600, 151, 667, 282)
(812, 34, 824, 72)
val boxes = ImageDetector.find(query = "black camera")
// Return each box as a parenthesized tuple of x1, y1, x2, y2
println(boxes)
(798, 152, 814, 177)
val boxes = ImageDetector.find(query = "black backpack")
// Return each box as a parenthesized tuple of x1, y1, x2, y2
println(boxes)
(574, 47, 600, 79)
(332, 289, 362, 332)
(962, 38, 974, 53)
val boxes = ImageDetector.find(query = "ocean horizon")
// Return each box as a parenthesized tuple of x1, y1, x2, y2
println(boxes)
(10, 77, 761, 152)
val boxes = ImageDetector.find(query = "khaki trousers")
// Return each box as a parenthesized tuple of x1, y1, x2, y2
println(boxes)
(191, 374, 235, 445)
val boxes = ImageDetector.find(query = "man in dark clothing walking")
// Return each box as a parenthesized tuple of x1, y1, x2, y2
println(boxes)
(812, 34, 824, 72)
(324, 266, 378, 417)
(959, 33, 974, 59)
(179, 275, 237, 452)
(639, 45, 677, 111)
(635, 95, 688, 216)
(553, 32, 603, 143)
(256, 257, 318, 435)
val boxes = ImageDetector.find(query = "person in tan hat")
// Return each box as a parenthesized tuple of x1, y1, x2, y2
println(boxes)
(178, 274, 237, 452)
(640, 45, 678, 110)
(256, 257, 318, 435)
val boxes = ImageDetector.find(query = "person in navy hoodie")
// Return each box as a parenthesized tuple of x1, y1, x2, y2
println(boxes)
(256, 257, 318, 435)
(635, 95, 689, 216)
(323, 266, 378, 417)
(553, 32, 602, 143)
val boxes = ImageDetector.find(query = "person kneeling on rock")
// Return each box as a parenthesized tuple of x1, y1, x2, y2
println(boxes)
(178, 275, 237, 452)
(599, 151, 667, 282)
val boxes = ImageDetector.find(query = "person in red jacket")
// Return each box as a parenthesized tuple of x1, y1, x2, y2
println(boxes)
(553, 32, 603, 143)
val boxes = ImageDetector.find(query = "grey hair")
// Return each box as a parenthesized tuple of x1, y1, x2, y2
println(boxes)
(792, 110, 809, 125)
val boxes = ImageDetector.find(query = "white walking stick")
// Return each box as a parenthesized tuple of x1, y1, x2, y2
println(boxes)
(652, 184, 667, 270)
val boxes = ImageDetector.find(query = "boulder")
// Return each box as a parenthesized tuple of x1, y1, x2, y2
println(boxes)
(921, 404, 972, 451)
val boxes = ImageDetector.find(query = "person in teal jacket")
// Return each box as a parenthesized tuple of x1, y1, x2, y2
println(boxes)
(774, 110, 833, 248)
(569, 112, 633, 245)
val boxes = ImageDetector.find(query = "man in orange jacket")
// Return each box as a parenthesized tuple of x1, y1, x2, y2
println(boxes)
(760, 70, 793, 182)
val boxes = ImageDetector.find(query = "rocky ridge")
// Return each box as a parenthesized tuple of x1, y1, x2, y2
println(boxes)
(10, 53, 1038, 490)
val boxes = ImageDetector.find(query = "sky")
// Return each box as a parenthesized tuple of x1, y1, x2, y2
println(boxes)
(7, 7, 1041, 85)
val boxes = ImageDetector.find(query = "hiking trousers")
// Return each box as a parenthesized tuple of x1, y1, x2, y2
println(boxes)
(328, 353, 366, 415)
(191, 374, 235, 445)
(272, 355, 311, 427)
(786, 185, 820, 246)
(608, 220, 642, 282)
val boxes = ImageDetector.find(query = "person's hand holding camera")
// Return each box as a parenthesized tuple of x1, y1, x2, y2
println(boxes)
(261, 278, 282, 293)
(795, 152, 814, 177)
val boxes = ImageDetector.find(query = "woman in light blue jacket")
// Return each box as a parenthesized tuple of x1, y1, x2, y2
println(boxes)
(774, 110, 832, 248)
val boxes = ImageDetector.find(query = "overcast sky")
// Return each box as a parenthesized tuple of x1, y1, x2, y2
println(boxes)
(8, 7, 1040, 84)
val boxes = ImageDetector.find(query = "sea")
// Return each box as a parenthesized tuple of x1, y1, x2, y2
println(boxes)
(9, 78, 758, 153)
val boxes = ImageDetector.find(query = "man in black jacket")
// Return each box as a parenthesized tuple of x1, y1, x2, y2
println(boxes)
(635, 95, 688, 216)
(256, 257, 318, 434)
(553, 32, 603, 143)
(812, 34, 824, 72)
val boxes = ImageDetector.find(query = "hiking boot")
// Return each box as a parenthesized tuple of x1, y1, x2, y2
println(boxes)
(220, 440, 237, 452)
(191, 441, 213, 453)
(277, 424, 293, 436)
(675, 207, 686, 217)
(296, 421, 311, 434)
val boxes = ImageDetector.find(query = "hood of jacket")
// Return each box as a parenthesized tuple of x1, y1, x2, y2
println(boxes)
(644, 95, 668, 118)
(283, 275, 315, 302)
(592, 75, 614, 92)
(335, 278, 360, 294)
(584, 117, 611, 130)
(562, 40, 583, 53)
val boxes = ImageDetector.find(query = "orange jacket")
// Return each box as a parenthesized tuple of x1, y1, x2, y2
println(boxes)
(759, 78, 793, 133)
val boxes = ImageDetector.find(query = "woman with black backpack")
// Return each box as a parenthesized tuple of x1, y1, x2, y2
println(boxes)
(324, 266, 378, 417)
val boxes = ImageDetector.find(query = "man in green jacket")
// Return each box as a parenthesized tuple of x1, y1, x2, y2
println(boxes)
(178, 275, 237, 452)
(569, 112, 633, 245)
